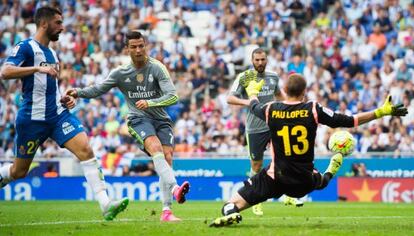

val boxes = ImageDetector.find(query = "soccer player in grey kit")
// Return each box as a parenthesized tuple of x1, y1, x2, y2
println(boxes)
(65, 30, 189, 222)
(227, 48, 303, 215)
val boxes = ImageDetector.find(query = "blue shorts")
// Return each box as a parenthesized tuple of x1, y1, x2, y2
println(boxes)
(14, 111, 84, 158)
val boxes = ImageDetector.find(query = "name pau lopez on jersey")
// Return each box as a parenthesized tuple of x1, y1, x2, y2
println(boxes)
(272, 110, 309, 119)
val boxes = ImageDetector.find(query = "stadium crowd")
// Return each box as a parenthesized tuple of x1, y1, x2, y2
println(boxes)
(1, 0, 414, 175)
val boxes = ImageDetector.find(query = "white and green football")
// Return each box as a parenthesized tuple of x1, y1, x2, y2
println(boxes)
(328, 130, 356, 156)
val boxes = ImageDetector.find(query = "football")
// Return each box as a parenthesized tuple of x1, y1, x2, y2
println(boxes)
(328, 130, 356, 156)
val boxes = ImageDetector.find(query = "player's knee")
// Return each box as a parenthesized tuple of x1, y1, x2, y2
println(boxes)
(78, 145, 94, 160)
(10, 168, 27, 180)
(221, 202, 239, 216)
(164, 151, 173, 164)
(146, 143, 163, 155)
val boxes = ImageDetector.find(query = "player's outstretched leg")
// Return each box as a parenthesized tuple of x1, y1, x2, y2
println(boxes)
(248, 165, 264, 216)
(103, 197, 130, 221)
(160, 209, 182, 222)
(325, 153, 344, 176)
(173, 181, 190, 204)
(210, 203, 242, 227)
(283, 195, 304, 207)
(252, 203, 263, 216)
(159, 178, 182, 222)
(315, 153, 344, 191)
(209, 213, 242, 227)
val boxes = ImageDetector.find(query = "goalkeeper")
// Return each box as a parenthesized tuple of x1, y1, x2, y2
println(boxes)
(228, 48, 302, 214)
(210, 73, 407, 227)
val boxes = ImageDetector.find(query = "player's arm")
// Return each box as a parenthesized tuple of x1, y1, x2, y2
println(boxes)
(66, 71, 117, 99)
(316, 103, 356, 128)
(248, 98, 266, 120)
(1, 64, 48, 80)
(356, 95, 407, 124)
(0, 43, 58, 80)
(145, 63, 178, 108)
(227, 73, 250, 106)
(317, 95, 407, 127)
(227, 94, 250, 106)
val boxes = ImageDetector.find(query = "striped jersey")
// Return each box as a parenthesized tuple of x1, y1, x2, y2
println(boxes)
(5, 38, 65, 121)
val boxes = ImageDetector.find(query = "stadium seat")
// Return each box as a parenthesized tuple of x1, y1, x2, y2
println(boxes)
(243, 44, 259, 66)
(156, 11, 172, 21)
(153, 20, 172, 42)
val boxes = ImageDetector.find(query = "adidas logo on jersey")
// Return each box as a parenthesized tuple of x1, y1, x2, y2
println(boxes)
(125, 78, 131, 82)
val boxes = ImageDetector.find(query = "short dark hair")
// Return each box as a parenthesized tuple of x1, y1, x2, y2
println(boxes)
(286, 73, 307, 97)
(251, 47, 266, 58)
(34, 6, 62, 26)
(125, 30, 146, 45)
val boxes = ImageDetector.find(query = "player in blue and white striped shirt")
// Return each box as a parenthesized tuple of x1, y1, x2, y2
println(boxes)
(0, 6, 128, 221)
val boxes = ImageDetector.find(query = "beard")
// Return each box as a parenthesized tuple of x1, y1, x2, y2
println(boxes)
(47, 28, 60, 41)
(254, 65, 266, 73)
(49, 34, 60, 41)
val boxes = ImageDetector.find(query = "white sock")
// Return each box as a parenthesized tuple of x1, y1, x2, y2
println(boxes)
(152, 153, 177, 193)
(80, 158, 110, 211)
(159, 177, 173, 210)
(0, 163, 13, 187)
(249, 168, 258, 178)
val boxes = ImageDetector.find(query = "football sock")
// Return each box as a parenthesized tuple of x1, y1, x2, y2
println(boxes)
(80, 158, 110, 211)
(0, 163, 13, 187)
(222, 202, 239, 216)
(152, 153, 177, 192)
(315, 172, 333, 190)
(159, 177, 172, 210)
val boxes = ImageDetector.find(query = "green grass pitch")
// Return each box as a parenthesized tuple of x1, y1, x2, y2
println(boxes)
(0, 201, 413, 236)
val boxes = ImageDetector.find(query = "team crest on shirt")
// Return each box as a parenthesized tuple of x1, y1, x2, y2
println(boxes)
(136, 74, 144, 83)
(148, 74, 154, 83)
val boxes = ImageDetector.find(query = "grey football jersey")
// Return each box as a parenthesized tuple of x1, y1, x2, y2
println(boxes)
(229, 70, 281, 133)
(76, 57, 178, 121)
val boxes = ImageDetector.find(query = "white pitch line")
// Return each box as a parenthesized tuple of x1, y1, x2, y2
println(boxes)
(1, 216, 413, 227)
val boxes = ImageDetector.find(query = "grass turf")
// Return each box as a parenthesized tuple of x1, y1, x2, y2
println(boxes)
(0, 201, 413, 236)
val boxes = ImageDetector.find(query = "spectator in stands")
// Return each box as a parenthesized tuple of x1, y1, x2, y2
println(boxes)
(129, 161, 156, 176)
(369, 24, 387, 51)
(287, 54, 305, 74)
(43, 163, 59, 178)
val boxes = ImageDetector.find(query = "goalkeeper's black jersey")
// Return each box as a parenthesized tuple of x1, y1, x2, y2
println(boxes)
(249, 99, 356, 184)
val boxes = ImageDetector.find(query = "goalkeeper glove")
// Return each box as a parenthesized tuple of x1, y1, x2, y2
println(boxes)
(374, 95, 408, 118)
(246, 79, 265, 98)
(239, 70, 258, 88)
